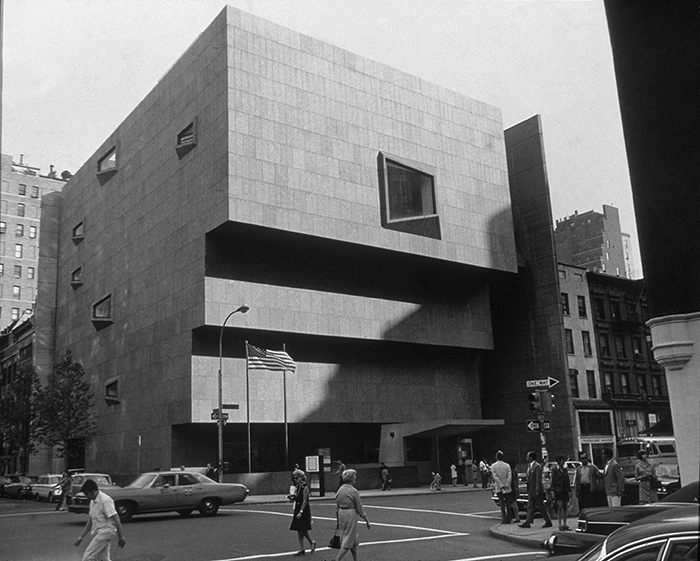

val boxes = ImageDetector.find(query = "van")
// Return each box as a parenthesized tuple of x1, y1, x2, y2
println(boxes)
(617, 436, 678, 478)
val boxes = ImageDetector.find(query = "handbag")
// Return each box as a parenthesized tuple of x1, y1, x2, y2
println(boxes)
(328, 527, 341, 549)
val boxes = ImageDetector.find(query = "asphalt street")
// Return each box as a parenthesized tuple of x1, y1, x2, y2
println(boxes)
(0, 486, 553, 561)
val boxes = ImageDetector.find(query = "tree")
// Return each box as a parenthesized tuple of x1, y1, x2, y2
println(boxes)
(32, 350, 97, 461)
(0, 362, 38, 472)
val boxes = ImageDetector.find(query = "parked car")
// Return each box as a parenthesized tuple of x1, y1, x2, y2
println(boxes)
(1, 474, 35, 500)
(68, 470, 249, 521)
(68, 472, 118, 499)
(32, 474, 63, 502)
(542, 480, 698, 556)
(566, 505, 698, 561)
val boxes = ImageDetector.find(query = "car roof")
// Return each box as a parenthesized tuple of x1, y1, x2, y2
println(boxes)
(661, 480, 699, 503)
(605, 505, 699, 554)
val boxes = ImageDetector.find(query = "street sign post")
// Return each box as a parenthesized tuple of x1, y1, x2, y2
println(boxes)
(526, 419, 551, 432)
(526, 377, 559, 388)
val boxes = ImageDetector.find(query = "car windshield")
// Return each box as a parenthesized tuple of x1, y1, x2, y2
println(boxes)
(126, 474, 158, 488)
(655, 464, 680, 478)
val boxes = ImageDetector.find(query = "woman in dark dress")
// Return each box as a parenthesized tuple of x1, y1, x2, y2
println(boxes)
(289, 469, 315, 556)
(552, 454, 572, 531)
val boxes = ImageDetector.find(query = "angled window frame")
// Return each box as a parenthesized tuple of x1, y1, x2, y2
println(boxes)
(377, 152, 441, 239)
(104, 376, 120, 405)
(176, 119, 198, 158)
(96, 145, 118, 183)
(70, 267, 83, 288)
(92, 294, 114, 329)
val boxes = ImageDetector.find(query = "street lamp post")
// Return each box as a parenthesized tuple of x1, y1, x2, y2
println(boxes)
(218, 305, 249, 482)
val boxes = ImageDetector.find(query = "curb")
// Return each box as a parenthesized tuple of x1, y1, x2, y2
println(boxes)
(489, 524, 552, 549)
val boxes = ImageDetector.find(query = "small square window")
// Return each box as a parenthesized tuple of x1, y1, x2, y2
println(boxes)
(71, 267, 83, 287)
(104, 376, 120, 405)
(0, 221, 6, 234)
(93, 295, 111, 319)
(15, 224, 24, 237)
(98, 147, 116, 172)
(28, 226, 37, 239)
(176, 121, 197, 158)
(17, 203, 26, 217)
(11, 308, 20, 321)
(92, 294, 113, 329)
(18, 184, 27, 196)
(15, 244, 23, 258)
(13, 285, 21, 299)
(31, 186, 39, 198)
(14, 265, 21, 278)
(72, 222, 85, 242)
(27, 267, 35, 279)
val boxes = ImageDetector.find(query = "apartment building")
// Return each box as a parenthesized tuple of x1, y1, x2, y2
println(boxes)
(0, 155, 67, 329)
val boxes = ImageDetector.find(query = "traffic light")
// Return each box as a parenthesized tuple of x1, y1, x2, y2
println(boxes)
(542, 392, 555, 412)
(528, 392, 542, 412)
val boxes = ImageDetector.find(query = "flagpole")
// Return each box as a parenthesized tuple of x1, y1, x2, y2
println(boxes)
(245, 340, 252, 474)
(283, 343, 289, 472)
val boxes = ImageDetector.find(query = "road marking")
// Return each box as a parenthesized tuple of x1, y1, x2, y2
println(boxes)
(452, 552, 548, 561)
(365, 504, 501, 519)
(211, 532, 471, 561)
(228, 509, 466, 534)
(0, 510, 63, 518)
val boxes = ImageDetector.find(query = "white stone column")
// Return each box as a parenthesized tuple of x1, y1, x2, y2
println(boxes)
(647, 312, 700, 484)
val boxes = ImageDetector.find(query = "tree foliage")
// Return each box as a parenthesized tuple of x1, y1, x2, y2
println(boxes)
(0, 362, 38, 470)
(32, 350, 97, 459)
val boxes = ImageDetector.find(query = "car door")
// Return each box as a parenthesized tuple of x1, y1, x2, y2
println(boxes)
(141, 474, 179, 511)
(175, 473, 204, 509)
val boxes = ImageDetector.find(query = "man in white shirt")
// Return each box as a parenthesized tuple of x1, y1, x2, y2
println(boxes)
(491, 451, 513, 523)
(75, 478, 126, 560)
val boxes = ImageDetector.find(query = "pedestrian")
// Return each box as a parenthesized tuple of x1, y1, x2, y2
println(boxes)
(479, 458, 490, 488)
(205, 462, 218, 480)
(74, 478, 126, 561)
(430, 471, 442, 491)
(56, 470, 72, 511)
(507, 459, 520, 523)
(472, 462, 479, 487)
(289, 469, 315, 556)
(552, 454, 571, 530)
(450, 463, 458, 486)
(334, 460, 346, 491)
(491, 451, 512, 524)
(602, 448, 625, 507)
(334, 469, 370, 561)
(634, 450, 658, 504)
(518, 451, 553, 529)
(574, 451, 602, 510)
(380, 463, 391, 491)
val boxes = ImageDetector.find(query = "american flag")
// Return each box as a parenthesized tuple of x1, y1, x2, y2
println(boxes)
(246, 344, 296, 372)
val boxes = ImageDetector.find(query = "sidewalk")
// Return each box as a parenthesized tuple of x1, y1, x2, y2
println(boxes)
(244, 484, 551, 549)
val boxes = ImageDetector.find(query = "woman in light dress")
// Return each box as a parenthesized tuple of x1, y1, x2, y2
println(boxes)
(634, 450, 658, 504)
(333, 469, 370, 561)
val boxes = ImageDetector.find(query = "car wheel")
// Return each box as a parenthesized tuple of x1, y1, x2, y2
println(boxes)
(198, 498, 219, 517)
(115, 501, 135, 522)
(178, 509, 194, 517)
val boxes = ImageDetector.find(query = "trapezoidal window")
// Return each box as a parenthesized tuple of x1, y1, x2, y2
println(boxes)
(96, 146, 117, 184)
(92, 294, 113, 330)
(377, 152, 441, 239)
(176, 121, 197, 158)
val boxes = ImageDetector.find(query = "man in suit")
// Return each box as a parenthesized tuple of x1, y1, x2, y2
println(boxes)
(603, 448, 625, 507)
(519, 451, 553, 528)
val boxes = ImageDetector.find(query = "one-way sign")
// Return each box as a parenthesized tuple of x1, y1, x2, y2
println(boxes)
(526, 377, 560, 389)
(526, 419, 551, 432)
(211, 412, 229, 421)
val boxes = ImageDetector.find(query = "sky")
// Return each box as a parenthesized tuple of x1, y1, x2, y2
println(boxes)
(1, 0, 642, 274)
